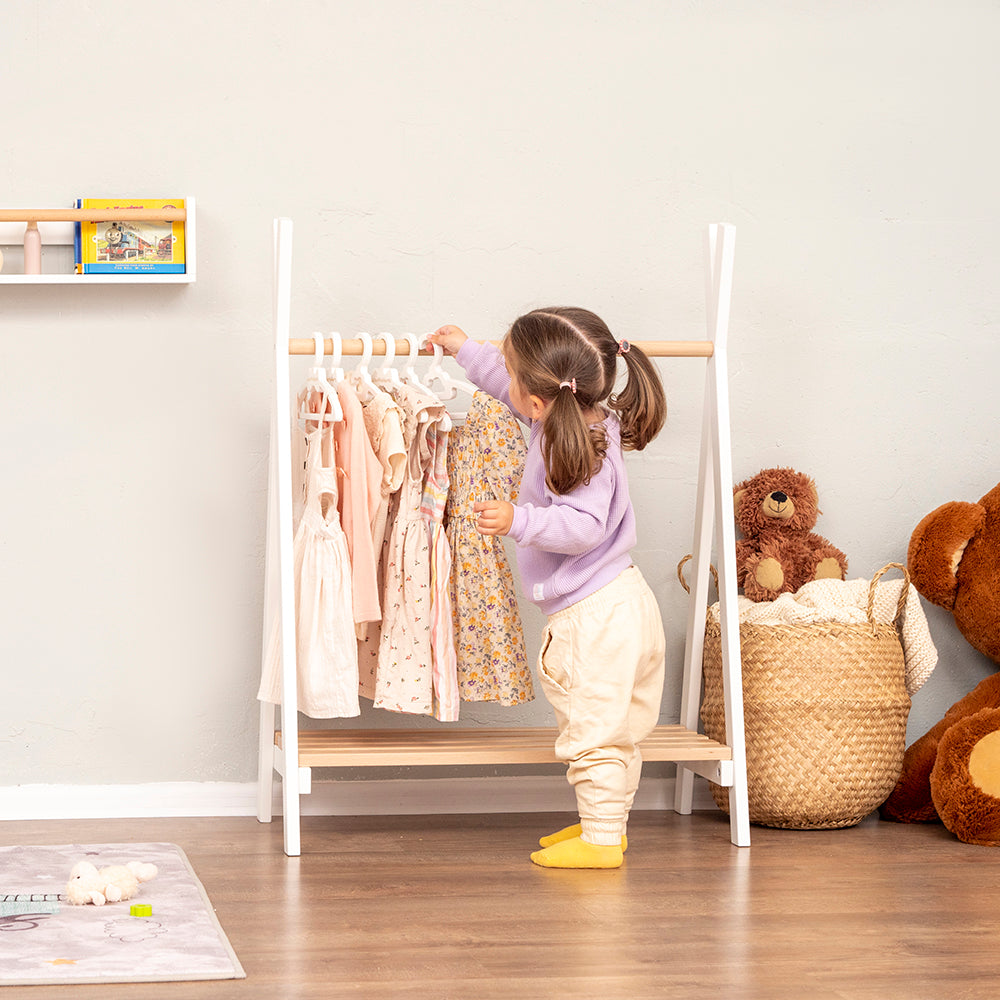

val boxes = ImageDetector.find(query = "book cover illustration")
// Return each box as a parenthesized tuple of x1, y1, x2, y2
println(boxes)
(79, 199, 186, 274)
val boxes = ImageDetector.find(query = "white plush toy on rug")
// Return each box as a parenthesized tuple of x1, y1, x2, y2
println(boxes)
(65, 860, 158, 906)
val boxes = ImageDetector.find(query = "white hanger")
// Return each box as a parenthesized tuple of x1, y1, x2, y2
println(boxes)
(420, 336, 475, 424)
(374, 333, 403, 387)
(422, 337, 477, 401)
(327, 332, 346, 383)
(400, 334, 426, 389)
(403, 333, 452, 431)
(299, 334, 343, 427)
(353, 331, 377, 394)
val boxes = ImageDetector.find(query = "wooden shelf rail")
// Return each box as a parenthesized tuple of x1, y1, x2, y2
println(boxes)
(275, 727, 733, 782)
(0, 207, 187, 223)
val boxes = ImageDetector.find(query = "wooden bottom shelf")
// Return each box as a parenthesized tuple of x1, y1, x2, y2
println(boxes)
(275, 724, 731, 768)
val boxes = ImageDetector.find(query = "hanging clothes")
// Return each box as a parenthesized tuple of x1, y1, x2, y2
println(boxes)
(445, 391, 533, 705)
(333, 379, 383, 631)
(353, 378, 407, 561)
(258, 394, 360, 719)
(420, 418, 459, 722)
(372, 381, 445, 715)
(354, 380, 407, 698)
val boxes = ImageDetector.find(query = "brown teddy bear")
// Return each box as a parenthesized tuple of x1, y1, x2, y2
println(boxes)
(880, 482, 1000, 845)
(733, 467, 848, 602)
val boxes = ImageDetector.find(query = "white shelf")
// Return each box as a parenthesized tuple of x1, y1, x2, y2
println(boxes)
(0, 196, 196, 284)
(0, 273, 194, 285)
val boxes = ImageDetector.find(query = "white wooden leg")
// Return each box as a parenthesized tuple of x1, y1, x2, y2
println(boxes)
(273, 218, 302, 858)
(706, 224, 750, 848)
(674, 365, 717, 814)
(256, 700, 275, 823)
(257, 420, 281, 825)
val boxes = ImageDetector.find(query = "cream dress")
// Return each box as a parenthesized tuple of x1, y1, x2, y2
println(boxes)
(259, 401, 360, 719)
(372, 382, 445, 715)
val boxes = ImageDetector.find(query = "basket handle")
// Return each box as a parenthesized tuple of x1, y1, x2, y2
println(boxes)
(866, 562, 911, 627)
(677, 554, 719, 596)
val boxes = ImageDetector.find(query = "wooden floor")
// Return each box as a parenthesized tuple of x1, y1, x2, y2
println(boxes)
(3, 808, 999, 999)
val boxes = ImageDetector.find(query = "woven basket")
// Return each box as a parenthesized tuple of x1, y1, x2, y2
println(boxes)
(693, 561, 911, 830)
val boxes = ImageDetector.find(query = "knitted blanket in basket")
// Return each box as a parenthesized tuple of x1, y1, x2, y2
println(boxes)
(708, 576, 937, 696)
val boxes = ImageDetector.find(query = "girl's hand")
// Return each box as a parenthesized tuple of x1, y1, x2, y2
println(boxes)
(429, 325, 469, 356)
(473, 500, 513, 537)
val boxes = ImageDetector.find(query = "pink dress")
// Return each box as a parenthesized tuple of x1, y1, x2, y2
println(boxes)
(333, 381, 382, 629)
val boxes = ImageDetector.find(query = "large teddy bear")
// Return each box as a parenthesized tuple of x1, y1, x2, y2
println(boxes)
(880, 482, 1000, 845)
(733, 467, 848, 602)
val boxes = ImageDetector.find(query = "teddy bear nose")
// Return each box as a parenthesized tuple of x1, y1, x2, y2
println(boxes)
(770, 491, 788, 503)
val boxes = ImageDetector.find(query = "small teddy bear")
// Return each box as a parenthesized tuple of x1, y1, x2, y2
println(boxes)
(734, 467, 848, 602)
(65, 859, 158, 906)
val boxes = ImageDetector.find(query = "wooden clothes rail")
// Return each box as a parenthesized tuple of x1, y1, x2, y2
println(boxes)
(0, 208, 187, 223)
(257, 217, 750, 856)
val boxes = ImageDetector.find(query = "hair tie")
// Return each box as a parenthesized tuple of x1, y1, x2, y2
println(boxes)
(617, 339, 631, 356)
(558, 378, 577, 394)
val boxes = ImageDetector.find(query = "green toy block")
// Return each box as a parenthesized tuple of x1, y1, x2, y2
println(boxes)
(130, 904, 152, 917)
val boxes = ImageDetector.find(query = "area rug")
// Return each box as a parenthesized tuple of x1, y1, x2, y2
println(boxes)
(0, 842, 245, 985)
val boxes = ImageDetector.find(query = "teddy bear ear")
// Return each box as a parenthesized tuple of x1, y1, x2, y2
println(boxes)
(733, 488, 746, 518)
(907, 500, 987, 609)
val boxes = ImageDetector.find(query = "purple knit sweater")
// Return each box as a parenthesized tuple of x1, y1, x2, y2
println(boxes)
(456, 340, 636, 615)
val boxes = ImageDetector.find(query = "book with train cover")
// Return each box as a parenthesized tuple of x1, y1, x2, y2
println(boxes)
(76, 198, 186, 274)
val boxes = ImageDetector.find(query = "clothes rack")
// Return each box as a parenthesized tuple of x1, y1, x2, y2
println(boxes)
(257, 217, 750, 856)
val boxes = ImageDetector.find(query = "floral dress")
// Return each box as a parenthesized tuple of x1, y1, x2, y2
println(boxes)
(420, 419, 459, 721)
(372, 383, 444, 715)
(445, 392, 533, 705)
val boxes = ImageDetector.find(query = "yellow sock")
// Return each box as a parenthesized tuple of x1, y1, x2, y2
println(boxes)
(530, 836, 623, 869)
(539, 823, 628, 852)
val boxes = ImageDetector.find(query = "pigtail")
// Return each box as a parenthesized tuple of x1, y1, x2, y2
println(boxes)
(542, 390, 608, 495)
(608, 344, 667, 451)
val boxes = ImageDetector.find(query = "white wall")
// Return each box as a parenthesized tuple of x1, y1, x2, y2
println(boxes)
(2, 2, 998, 795)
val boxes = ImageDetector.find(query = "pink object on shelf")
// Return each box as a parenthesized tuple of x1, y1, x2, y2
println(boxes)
(23, 222, 41, 274)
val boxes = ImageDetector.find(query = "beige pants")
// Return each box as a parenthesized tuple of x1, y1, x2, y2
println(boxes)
(537, 566, 666, 846)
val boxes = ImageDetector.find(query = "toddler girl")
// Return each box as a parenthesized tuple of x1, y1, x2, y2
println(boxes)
(430, 307, 667, 869)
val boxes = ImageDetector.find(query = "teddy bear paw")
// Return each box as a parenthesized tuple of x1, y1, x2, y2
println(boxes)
(754, 557, 784, 593)
(740, 557, 784, 602)
(930, 706, 1000, 846)
(814, 556, 844, 581)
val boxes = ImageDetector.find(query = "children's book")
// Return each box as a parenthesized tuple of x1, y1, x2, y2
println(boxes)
(77, 198, 186, 274)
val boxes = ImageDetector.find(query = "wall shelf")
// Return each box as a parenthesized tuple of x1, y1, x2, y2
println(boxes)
(0, 197, 196, 284)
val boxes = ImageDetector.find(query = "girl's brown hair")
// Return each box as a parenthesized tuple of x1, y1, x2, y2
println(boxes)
(504, 307, 667, 495)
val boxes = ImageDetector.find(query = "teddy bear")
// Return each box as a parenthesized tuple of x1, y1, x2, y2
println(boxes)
(879, 481, 1000, 845)
(733, 467, 848, 602)
(65, 859, 158, 906)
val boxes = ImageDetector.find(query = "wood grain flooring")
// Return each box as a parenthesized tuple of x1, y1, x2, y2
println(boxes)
(2, 809, 998, 999)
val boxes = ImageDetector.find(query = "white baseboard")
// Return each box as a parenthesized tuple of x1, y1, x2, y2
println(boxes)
(1, 775, 718, 821)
